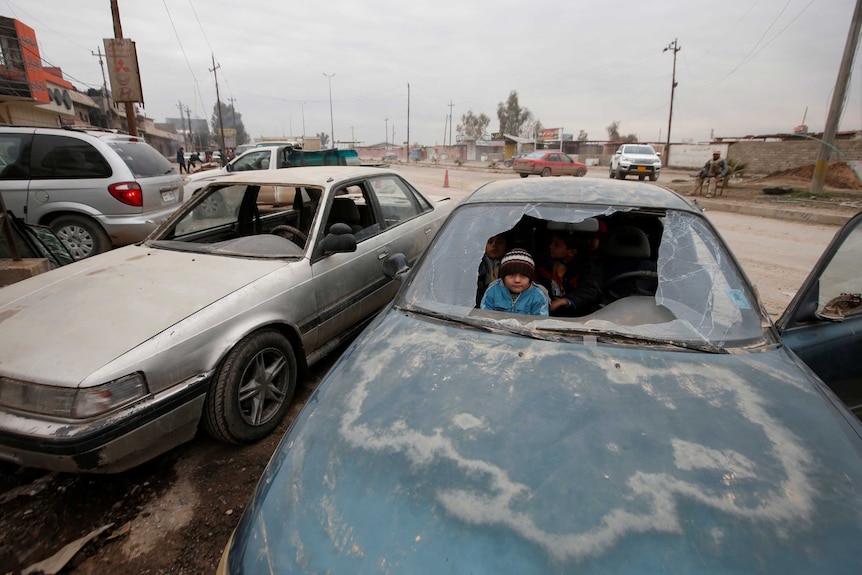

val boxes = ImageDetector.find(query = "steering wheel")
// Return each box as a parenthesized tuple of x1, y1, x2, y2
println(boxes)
(271, 225, 308, 246)
(603, 271, 659, 301)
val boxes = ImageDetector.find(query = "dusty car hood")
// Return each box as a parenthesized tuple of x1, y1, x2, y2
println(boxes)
(229, 308, 862, 573)
(0, 245, 287, 386)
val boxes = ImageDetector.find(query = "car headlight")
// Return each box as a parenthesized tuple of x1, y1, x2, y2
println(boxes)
(620, 155, 630, 162)
(0, 373, 148, 418)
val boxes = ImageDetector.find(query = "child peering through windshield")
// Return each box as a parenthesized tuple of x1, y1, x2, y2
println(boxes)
(480, 249, 550, 316)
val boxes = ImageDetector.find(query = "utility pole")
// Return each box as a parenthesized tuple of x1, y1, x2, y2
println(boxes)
(448, 100, 454, 147)
(324, 73, 335, 148)
(392, 124, 396, 149)
(229, 96, 237, 146)
(442, 114, 448, 149)
(109, 0, 137, 136)
(184, 105, 194, 150)
(663, 38, 680, 167)
(811, 0, 862, 194)
(406, 83, 410, 160)
(384, 117, 389, 148)
(176, 101, 189, 147)
(351, 126, 355, 148)
(210, 54, 226, 161)
(90, 46, 110, 115)
(301, 102, 306, 139)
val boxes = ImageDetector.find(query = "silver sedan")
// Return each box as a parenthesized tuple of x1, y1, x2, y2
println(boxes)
(0, 166, 453, 472)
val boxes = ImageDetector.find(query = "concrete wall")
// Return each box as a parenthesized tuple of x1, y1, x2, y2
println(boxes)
(667, 139, 862, 174)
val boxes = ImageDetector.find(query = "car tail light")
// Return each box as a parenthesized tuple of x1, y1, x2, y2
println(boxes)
(109, 181, 143, 207)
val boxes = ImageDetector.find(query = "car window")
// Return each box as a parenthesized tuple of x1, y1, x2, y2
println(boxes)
(815, 222, 862, 318)
(367, 175, 428, 227)
(400, 204, 765, 348)
(151, 183, 318, 257)
(324, 184, 381, 241)
(231, 150, 271, 171)
(548, 154, 559, 162)
(0, 134, 31, 179)
(105, 140, 175, 177)
(30, 135, 112, 179)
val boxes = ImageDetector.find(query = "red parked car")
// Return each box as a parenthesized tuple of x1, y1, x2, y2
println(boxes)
(513, 151, 588, 178)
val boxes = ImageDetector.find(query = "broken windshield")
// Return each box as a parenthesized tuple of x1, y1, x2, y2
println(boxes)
(399, 203, 767, 348)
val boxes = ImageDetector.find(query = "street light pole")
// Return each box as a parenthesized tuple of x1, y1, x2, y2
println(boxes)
(323, 73, 335, 148)
(663, 38, 680, 167)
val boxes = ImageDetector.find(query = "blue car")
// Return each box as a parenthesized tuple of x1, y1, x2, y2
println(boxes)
(219, 178, 862, 574)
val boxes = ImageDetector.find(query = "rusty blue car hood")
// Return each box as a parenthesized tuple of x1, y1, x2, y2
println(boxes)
(228, 308, 862, 573)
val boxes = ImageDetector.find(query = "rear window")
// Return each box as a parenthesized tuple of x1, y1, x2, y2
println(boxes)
(106, 140, 176, 178)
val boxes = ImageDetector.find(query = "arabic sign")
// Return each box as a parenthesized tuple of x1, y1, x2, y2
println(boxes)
(15, 20, 48, 103)
(538, 128, 562, 141)
(104, 38, 144, 103)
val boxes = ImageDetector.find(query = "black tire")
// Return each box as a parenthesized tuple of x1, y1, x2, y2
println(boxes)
(541, 168, 552, 177)
(638, 175, 646, 181)
(576, 168, 587, 177)
(50, 214, 110, 259)
(203, 330, 297, 444)
(615, 168, 626, 180)
(609, 166, 615, 178)
(519, 173, 529, 178)
(649, 173, 659, 182)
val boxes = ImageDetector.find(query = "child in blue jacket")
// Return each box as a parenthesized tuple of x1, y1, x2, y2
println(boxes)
(480, 249, 549, 316)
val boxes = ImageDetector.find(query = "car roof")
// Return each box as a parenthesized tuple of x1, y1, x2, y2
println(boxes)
(210, 165, 399, 187)
(462, 177, 694, 211)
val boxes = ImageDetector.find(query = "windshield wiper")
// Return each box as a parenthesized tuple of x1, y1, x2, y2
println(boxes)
(535, 325, 728, 354)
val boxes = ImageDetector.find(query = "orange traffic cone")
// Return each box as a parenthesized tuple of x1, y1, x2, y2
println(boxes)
(443, 169, 450, 188)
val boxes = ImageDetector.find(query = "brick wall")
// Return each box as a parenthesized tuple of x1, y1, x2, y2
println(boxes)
(724, 140, 862, 175)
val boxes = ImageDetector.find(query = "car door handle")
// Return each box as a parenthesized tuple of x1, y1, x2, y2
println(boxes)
(377, 247, 390, 260)
(424, 225, 433, 235)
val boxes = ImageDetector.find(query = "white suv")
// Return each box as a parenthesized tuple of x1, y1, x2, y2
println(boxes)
(609, 144, 662, 181)
(0, 127, 183, 259)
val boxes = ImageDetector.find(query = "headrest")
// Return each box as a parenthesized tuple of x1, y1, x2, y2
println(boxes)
(330, 197, 360, 221)
(547, 218, 599, 233)
(604, 226, 651, 259)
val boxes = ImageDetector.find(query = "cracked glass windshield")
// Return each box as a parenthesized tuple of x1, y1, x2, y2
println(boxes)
(400, 203, 766, 348)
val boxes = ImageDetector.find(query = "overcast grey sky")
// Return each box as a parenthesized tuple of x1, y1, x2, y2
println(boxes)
(6, 0, 861, 146)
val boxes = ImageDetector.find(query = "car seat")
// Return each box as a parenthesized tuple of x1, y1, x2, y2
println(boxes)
(327, 197, 363, 234)
(602, 225, 657, 299)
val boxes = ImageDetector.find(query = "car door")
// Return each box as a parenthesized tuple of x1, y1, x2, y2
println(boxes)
(559, 154, 576, 176)
(309, 179, 390, 346)
(778, 211, 862, 415)
(546, 153, 562, 175)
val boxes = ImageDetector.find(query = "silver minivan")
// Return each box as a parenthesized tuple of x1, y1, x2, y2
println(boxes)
(0, 127, 183, 259)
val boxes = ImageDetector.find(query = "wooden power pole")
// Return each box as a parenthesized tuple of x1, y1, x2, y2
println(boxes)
(811, 0, 862, 194)
(109, 0, 137, 136)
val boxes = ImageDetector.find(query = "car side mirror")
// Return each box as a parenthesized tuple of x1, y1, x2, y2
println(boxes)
(318, 223, 357, 255)
(383, 253, 410, 280)
(225, 163, 233, 172)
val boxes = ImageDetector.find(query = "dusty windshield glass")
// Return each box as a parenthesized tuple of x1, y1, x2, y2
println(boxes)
(400, 204, 766, 348)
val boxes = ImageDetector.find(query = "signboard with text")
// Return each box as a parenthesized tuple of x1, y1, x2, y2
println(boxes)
(538, 128, 562, 141)
(104, 38, 144, 103)
(16, 20, 48, 103)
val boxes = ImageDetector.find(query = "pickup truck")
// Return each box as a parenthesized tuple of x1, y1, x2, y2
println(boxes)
(183, 146, 361, 200)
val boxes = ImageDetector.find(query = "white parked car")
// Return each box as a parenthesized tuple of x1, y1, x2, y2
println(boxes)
(609, 143, 662, 181)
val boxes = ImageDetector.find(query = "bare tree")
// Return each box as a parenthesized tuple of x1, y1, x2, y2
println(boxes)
(578, 130, 589, 142)
(457, 110, 491, 140)
(317, 132, 330, 148)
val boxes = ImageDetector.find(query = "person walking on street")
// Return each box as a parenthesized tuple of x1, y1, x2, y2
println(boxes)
(691, 149, 728, 198)
(176, 147, 188, 174)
